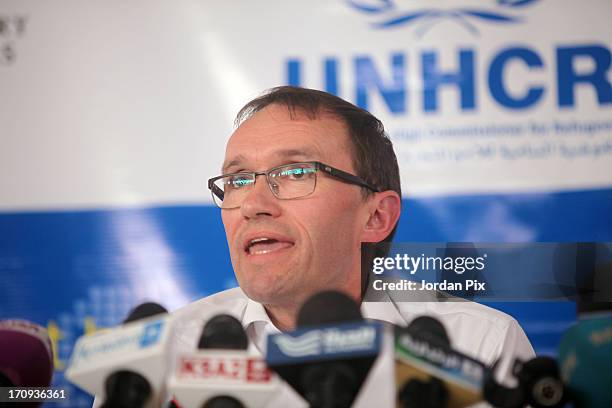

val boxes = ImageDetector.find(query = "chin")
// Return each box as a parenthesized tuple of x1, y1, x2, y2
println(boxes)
(242, 286, 278, 304)
(239, 274, 276, 298)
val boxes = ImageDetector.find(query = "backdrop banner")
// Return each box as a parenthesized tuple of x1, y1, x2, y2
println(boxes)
(0, 1, 610, 406)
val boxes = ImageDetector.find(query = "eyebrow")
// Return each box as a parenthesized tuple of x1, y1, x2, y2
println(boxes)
(222, 148, 320, 173)
(222, 155, 248, 173)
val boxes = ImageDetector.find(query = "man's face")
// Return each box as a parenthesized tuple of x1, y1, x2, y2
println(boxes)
(221, 104, 372, 307)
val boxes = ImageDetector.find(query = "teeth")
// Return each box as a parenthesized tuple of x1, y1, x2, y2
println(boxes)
(246, 237, 276, 251)
(250, 237, 271, 245)
(250, 247, 275, 255)
(246, 238, 293, 255)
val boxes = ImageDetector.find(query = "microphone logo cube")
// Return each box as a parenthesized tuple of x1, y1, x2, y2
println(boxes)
(178, 354, 273, 383)
(267, 322, 382, 364)
(139, 321, 164, 348)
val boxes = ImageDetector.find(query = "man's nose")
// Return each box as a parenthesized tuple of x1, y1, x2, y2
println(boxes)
(240, 176, 281, 219)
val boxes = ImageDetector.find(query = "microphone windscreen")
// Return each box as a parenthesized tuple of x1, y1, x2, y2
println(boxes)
(123, 302, 168, 323)
(559, 317, 612, 408)
(406, 315, 451, 348)
(0, 371, 13, 387)
(198, 314, 248, 350)
(203, 396, 245, 408)
(296, 290, 362, 328)
(0, 320, 53, 388)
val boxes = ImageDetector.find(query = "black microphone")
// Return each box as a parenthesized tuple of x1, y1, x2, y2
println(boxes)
(484, 356, 566, 408)
(198, 314, 249, 350)
(405, 315, 450, 347)
(266, 290, 383, 408)
(123, 302, 168, 323)
(296, 291, 363, 327)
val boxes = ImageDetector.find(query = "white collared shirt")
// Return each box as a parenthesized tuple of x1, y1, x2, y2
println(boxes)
(171, 287, 535, 407)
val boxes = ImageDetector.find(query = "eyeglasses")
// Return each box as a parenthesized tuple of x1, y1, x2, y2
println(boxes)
(207, 161, 379, 209)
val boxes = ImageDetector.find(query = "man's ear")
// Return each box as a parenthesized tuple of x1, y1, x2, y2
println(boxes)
(361, 191, 401, 243)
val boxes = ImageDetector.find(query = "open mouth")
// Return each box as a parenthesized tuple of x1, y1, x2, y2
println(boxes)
(245, 237, 294, 255)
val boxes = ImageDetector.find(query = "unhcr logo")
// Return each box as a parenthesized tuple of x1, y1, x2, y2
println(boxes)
(273, 325, 377, 358)
(346, 0, 540, 36)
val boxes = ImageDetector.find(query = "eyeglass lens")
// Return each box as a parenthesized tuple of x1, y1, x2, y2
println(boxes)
(212, 163, 317, 208)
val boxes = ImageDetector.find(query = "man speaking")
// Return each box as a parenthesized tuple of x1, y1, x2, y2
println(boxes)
(173, 86, 534, 406)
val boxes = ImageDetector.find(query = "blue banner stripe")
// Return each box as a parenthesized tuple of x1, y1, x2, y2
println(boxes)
(1, 187, 611, 354)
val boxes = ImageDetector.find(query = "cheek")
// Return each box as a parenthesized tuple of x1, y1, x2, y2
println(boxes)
(305, 197, 365, 252)
(221, 214, 240, 251)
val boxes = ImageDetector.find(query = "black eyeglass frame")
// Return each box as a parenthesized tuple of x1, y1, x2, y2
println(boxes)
(207, 161, 379, 208)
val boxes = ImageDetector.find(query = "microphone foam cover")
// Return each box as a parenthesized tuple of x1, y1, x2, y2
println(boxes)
(407, 315, 451, 348)
(203, 396, 245, 408)
(123, 302, 168, 323)
(296, 290, 362, 328)
(198, 314, 248, 350)
(0, 320, 53, 388)
(559, 317, 612, 408)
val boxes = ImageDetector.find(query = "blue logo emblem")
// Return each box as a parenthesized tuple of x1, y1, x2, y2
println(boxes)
(266, 322, 383, 365)
(346, 0, 540, 37)
(139, 320, 164, 348)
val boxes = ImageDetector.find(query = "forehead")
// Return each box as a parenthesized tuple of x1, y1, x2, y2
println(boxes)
(223, 104, 353, 172)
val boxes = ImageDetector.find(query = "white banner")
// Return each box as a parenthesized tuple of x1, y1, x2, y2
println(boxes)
(0, 0, 610, 209)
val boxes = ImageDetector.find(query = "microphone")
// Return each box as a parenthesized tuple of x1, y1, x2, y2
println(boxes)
(66, 302, 172, 408)
(558, 306, 612, 408)
(197, 314, 249, 350)
(296, 291, 363, 327)
(486, 296, 610, 408)
(395, 315, 490, 408)
(266, 290, 383, 408)
(166, 314, 280, 408)
(484, 356, 567, 408)
(124, 302, 168, 323)
(0, 319, 54, 407)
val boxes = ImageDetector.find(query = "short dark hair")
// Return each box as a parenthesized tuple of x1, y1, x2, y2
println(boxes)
(235, 86, 402, 242)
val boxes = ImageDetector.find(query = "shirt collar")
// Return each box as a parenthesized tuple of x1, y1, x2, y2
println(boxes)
(242, 297, 279, 354)
(361, 300, 407, 326)
(242, 293, 408, 332)
(243, 296, 275, 328)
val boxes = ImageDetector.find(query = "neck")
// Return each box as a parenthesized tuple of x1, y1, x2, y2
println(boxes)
(263, 303, 299, 331)
(263, 285, 363, 332)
